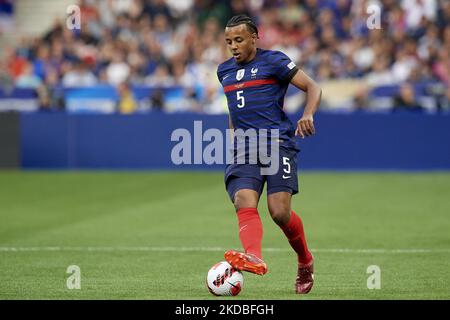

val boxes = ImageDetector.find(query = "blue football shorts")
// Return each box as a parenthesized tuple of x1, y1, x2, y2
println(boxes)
(225, 146, 299, 202)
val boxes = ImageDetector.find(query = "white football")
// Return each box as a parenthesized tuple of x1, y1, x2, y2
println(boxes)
(206, 261, 244, 296)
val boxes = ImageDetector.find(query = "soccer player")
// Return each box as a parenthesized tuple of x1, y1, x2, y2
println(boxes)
(217, 15, 322, 294)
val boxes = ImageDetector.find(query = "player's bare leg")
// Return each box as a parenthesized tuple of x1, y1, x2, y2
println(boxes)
(268, 192, 314, 294)
(267, 192, 292, 225)
(233, 189, 259, 211)
(225, 189, 268, 276)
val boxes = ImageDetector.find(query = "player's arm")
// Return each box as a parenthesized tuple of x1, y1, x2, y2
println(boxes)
(290, 70, 322, 138)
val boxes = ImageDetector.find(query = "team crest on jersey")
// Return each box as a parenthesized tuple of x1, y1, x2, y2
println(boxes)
(251, 67, 258, 78)
(236, 69, 245, 81)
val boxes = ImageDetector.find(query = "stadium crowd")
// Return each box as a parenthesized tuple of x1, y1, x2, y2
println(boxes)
(1, 0, 449, 113)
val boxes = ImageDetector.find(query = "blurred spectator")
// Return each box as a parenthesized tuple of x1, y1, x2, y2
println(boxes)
(62, 60, 97, 87)
(303, 0, 321, 21)
(5, 47, 27, 79)
(0, 60, 14, 93)
(392, 84, 425, 112)
(444, 87, 450, 112)
(116, 82, 137, 114)
(1, 0, 449, 113)
(106, 51, 130, 86)
(166, 87, 200, 112)
(351, 37, 375, 72)
(401, 0, 437, 31)
(391, 48, 419, 82)
(279, 0, 304, 26)
(427, 82, 449, 112)
(38, 69, 65, 111)
(202, 85, 226, 114)
(31, 45, 52, 80)
(172, 60, 195, 88)
(258, 9, 283, 49)
(350, 85, 371, 111)
(365, 56, 394, 86)
(145, 63, 174, 86)
(437, 1, 450, 28)
(166, 0, 194, 19)
(432, 49, 450, 86)
(15, 62, 42, 89)
(0, 0, 14, 34)
(149, 88, 165, 111)
(144, 0, 173, 21)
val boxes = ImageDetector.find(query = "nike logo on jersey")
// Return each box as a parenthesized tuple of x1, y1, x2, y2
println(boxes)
(239, 225, 248, 232)
(223, 74, 230, 81)
(282, 175, 291, 179)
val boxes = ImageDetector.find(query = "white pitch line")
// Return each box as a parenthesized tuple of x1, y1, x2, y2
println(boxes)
(0, 246, 449, 253)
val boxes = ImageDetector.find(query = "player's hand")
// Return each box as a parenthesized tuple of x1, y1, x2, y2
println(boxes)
(295, 114, 315, 138)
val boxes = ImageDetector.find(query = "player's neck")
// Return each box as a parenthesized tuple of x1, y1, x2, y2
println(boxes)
(241, 48, 258, 65)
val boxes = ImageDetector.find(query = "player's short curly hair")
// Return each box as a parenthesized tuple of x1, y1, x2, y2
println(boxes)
(226, 15, 259, 38)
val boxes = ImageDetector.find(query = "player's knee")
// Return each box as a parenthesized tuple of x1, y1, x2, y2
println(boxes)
(268, 205, 290, 226)
(233, 191, 258, 211)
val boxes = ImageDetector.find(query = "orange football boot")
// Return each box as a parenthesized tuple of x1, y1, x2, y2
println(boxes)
(224, 250, 268, 276)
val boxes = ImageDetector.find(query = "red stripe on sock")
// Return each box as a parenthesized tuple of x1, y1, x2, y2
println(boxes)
(236, 208, 263, 259)
(281, 211, 312, 264)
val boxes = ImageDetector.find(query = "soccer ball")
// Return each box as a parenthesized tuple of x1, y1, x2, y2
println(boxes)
(206, 261, 244, 296)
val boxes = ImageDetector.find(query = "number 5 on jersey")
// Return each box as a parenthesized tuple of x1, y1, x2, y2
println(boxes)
(237, 90, 245, 108)
(282, 157, 291, 179)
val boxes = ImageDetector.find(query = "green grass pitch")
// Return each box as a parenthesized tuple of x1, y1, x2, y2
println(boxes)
(0, 171, 449, 299)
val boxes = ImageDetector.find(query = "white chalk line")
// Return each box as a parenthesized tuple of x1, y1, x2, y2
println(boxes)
(0, 246, 449, 254)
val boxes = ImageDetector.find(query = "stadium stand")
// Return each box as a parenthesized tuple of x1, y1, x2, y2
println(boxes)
(1, 0, 449, 170)
(0, 0, 449, 114)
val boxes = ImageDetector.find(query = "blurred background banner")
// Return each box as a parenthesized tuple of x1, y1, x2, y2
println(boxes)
(20, 112, 450, 170)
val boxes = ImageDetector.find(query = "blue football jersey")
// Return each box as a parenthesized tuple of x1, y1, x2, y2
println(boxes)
(217, 48, 300, 152)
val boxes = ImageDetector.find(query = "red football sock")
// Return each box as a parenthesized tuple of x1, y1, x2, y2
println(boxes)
(236, 208, 263, 259)
(280, 211, 312, 265)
